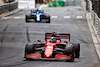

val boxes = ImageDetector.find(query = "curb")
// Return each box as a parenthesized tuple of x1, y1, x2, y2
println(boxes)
(86, 13, 100, 60)
(0, 8, 21, 18)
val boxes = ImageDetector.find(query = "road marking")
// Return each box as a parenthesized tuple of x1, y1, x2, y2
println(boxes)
(2, 17, 9, 19)
(2, 17, 24, 19)
(64, 16, 70, 18)
(76, 16, 83, 19)
(2, 16, 84, 19)
(51, 16, 58, 18)
(14, 17, 21, 19)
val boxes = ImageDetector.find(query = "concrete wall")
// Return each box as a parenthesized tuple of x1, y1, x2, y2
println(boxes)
(0, 2, 18, 14)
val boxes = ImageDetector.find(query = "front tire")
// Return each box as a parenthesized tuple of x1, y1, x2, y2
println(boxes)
(72, 43, 80, 58)
(46, 16, 50, 23)
(25, 15, 31, 22)
(25, 15, 29, 22)
(65, 45, 75, 62)
(25, 43, 35, 59)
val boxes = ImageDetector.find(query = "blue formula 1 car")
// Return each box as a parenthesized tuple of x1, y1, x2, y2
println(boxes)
(25, 9, 50, 23)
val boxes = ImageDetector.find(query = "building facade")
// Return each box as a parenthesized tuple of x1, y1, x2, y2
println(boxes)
(0, 0, 4, 5)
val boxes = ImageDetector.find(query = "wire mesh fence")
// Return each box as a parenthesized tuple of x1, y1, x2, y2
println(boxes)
(91, 11, 100, 35)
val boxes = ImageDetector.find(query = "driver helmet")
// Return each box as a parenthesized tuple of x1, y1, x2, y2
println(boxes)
(50, 37, 56, 43)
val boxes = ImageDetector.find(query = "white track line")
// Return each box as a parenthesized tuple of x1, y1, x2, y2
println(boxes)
(2, 17, 13, 19)
(51, 16, 58, 18)
(14, 17, 21, 19)
(64, 16, 70, 18)
(2, 17, 24, 19)
(76, 16, 83, 19)
(2, 17, 9, 19)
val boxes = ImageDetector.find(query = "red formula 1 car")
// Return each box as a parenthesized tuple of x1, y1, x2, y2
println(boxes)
(24, 32, 80, 61)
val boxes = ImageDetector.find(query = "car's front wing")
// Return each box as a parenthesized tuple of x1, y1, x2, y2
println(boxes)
(25, 53, 72, 60)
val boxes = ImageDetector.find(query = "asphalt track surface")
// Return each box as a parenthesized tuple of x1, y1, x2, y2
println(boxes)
(0, 6, 100, 67)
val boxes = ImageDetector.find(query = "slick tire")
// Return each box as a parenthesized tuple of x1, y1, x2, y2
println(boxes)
(65, 45, 75, 62)
(25, 15, 29, 22)
(25, 43, 35, 54)
(46, 16, 50, 23)
(72, 43, 80, 58)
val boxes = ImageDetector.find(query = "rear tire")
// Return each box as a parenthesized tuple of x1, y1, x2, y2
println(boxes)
(65, 45, 75, 62)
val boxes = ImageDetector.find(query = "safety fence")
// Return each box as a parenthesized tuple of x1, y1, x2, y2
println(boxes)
(91, 12, 100, 37)
(86, 0, 100, 42)
(0, 2, 18, 14)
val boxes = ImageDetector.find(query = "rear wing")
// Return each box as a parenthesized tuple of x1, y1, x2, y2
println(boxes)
(45, 33, 70, 41)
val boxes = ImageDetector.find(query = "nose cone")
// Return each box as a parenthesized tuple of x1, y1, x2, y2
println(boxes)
(45, 46, 54, 57)
(36, 14, 40, 21)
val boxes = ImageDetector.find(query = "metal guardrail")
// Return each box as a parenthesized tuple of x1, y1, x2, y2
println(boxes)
(0, 2, 18, 14)
(86, 0, 100, 40)
(91, 12, 100, 35)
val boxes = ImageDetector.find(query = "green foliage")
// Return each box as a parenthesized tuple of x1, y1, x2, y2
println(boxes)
(48, 1, 64, 7)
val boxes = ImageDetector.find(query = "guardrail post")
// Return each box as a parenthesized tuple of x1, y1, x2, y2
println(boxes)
(98, 22, 100, 35)
(93, 13, 95, 26)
